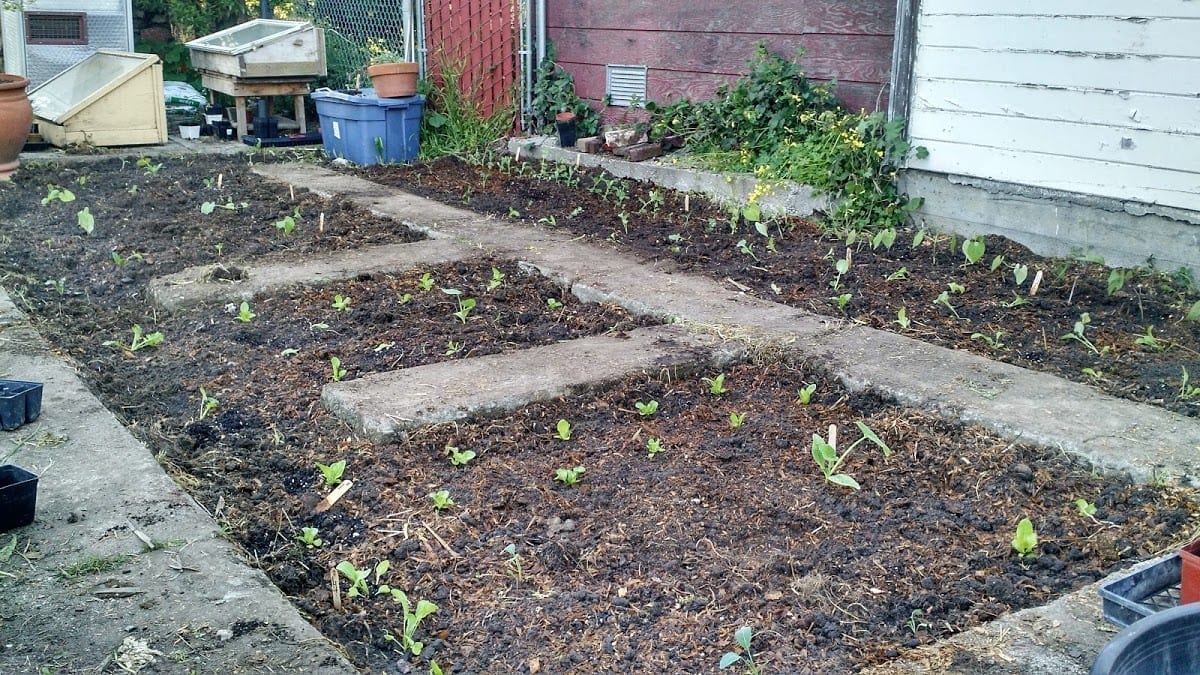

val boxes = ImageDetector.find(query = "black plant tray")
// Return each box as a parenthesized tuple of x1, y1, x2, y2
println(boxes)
(1099, 553, 1181, 628)
(241, 131, 323, 147)
(0, 380, 42, 431)
(0, 464, 38, 531)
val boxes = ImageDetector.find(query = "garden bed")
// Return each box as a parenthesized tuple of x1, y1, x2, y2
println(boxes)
(0, 154, 1197, 673)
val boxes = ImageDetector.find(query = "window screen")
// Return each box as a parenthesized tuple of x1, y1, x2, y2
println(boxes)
(25, 12, 88, 46)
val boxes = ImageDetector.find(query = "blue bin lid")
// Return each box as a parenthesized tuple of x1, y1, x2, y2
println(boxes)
(310, 88, 425, 108)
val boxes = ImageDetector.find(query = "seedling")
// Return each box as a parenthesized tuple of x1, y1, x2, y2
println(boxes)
(1081, 367, 1104, 382)
(646, 438, 664, 459)
(971, 332, 1005, 351)
(486, 266, 505, 291)
(886, 267, 909, 282)
(316, 459, 346, 487)
(1074, 499, 1097, 518)
(295, 526, 323, 548)
(811, 421, 893, 490)
(555, 419, 573, 441)
(1107, 268, 1130, 296)
(1002, 292, 1029, 308)
(703, 373, 729, 395)
(197, 387, 219, 420)
(335, 560, 371, 597)
(444, 340, 464, 355)
(719, 625, 761, 674)
(546, 297, 563, 310)
(990, 255, 1006, 272)
(893, 307, 911, 329)
(447, 446, 476, 466)
(382, 590, 439, 657)
(111, 250, 143, 267)
(429, 489, 455, 510)
(1012, 264, 1029, 286)
(77, 207, 95, 234)
(736, 239, 758, 261)
(729, 411, 747, 429)
(275, 215, 297, 235)
(1179, 367, 1200, 401)
(634, 400, 659, 416)
(554, 465, 585, 486)
(441, 288, 476, 323)
(795, 383, 817, 405)
(1134, 326, 1165, 352)
(331, 294, 352, 312)
(1061, 313, 1103, 354)
(43, 278, 65, 295)
(418, 273, 435, 291)
(330, 356, 347, 382)
(834, 293, 852, 311)
(830, 252, 851, 290)
(374, 341, 395, 352)
(235, 301, 256, 323)
(397, 292, 413, 305)
(137, 157, 162, 175)
(502, 543, 526, 581)
(103, 324, 164, 352)
(508, 207, 521, 218)
(906, 609, 932, 636)
(41, 185, 76, 205)
(871, 227, 896, 250)
(933, 290, 962, 320)
(962, 236, 986, 265)
(1012, 518, 1038, 558)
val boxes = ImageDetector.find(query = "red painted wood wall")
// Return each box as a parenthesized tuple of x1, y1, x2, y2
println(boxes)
(546, 0, 896, 115)
(423, 0, 518, 118)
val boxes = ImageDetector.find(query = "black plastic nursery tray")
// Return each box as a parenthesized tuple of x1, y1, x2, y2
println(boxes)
(1099, 553, 1182, 628)
(0, 464, 38, 531)
(0, 380, 42, 431)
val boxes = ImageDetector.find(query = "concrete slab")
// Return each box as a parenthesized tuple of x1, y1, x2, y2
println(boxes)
(149, 239, 479, 311)
(0, 290, 354, 674)
(321, 325, 743, 442)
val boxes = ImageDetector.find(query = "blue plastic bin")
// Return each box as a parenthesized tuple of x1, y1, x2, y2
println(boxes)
(310, 89, 424, 166)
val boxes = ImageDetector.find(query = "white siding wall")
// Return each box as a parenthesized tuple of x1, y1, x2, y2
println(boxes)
(905, 0, 1200, 212)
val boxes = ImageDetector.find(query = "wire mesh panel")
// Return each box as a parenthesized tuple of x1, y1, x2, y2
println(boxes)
(422, 0, 519, 118)
(290, 0, 409, 89)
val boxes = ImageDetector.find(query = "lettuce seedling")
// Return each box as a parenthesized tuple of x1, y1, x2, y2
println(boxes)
(447, 446, 476, 466)
(295, 527, 323, 548)
(703, 373, 729, 395)
(719, 625, 761, 674)
(235, 301, 256, 323)
(1012, 518, 1038, 558)
(554, 465, 585, 486)
(429, 489, 454, 510)
(646, 438, 664, 459)
(555, 419, 572, 441)
(634, 400, 659, 416)
(316, 459, 345, 487)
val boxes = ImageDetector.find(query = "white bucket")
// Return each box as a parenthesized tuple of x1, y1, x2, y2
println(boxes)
(179, 125, 201, 140)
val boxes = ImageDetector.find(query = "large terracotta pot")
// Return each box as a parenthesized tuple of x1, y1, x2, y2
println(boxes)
(366, 62, 419, 98)
(0, 74, 33, 181)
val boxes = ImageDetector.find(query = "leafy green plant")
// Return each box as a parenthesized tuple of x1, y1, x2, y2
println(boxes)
(933, 290, 962, 320)
(419, 55, 516, 159)
(197, 387, 219, 420)
(102, 324, 164, 352)
(235, 301, 256, 323)
(554, 465, 585, 486)
(429, 489, 455, 510)
(41, 185, 76, 205)
(486, 266, 505, 291)
(811, 422, 892, 490)
(554, 419, 573, 441)
(970, 331, 1005, 351)
(275, 214, 297, 235)
(634, 400, 659, 416)
(646, 438, 664, 459)
(111, 250, 143, 267)
(316, 459, 346, 487)
(961, 237, 985, 265)
(1012, 518, 1038, 558)
(719, 625, 762, 674)
(295, 527, 323, 548)
(447, 446, 476, 466)
(44, 278, 65, 295)
(331, 294, 351, 312)
(546, 297, 563, 310)
(418, 272, 436, 291)
(382, 590, 439, 657)
(1074, 499, 1097, 518)
(77, 207, 95, 234)
(444, 340, 464, 355)
(795, 383, 817, 405)
(729, 411, 747, 429)
(137, 157, 162, 175)
(704, 373, 729, 395)
(1061, 313, 1103, 354)
(887, 267, 909, 282)
(1179, 367, 1200, 401)
(1107, 268, 1130, 296)
(330, 356, 348, 382)
(441, 288, 476, 323)
(1134, 326, 1165, 352)
(893, 307, 911, 329)
(336, 560, 371, 597)
(530, 40, 601, 136)
(834, 293, 852, 311)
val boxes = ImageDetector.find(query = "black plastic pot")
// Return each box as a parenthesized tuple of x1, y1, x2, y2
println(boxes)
(1091, 601, 1200, 674)
(0, 380, 41, 431)
(0, 464, 37, 531)
(555, 118, 577, 148)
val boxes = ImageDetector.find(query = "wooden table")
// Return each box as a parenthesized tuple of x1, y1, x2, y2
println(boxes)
(199, 71, 312, 138)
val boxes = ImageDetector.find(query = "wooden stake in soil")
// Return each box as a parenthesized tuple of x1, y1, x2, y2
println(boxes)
(1030, 269, 1043, 296)
(331, 566, 342, 611)
(315, 480, 353, 513)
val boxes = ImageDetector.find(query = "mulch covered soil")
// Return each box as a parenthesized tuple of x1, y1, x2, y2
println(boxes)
(0, 153, 1197, 674)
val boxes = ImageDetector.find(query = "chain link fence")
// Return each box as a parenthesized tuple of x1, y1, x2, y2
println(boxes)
(288, 0, 417, 89)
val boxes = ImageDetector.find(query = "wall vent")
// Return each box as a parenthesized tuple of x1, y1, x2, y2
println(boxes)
(605, 64, 647, 106)
(25, 12, 87, 45)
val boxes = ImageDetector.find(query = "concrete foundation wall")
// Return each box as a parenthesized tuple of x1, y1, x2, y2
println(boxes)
(903, 169, 1200, 276)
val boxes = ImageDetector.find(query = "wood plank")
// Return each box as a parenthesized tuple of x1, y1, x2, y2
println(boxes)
(922, 0, 1200, 18)
(912, 77, 1199, 135)
(918, 14, 1200, 57)
(908, 139, 1200, 211)
(553, 29, 894, 83)
(908, 108, 1200, 174)
(547, 0, 895, 35)
(912, 46, 1200, 97)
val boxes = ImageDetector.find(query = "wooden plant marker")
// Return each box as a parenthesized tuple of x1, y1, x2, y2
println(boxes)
(315, 480, 353, 514)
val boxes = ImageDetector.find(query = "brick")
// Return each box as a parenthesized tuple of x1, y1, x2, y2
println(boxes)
(576, 136, 602, 154)
(624, 142, 663, 162)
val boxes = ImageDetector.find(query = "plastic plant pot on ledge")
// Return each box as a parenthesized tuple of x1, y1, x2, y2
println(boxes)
(0, 380, 42, 431)
(1091, 601, 1200, 675)
(0, 464, 38, 532)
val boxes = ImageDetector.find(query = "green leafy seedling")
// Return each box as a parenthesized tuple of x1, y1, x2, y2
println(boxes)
(812, 421, 893, 490)
(729, 411, 746, 429)
(335, 560, 371, 597)
(554, 419, 573, 441)
(418, 272, 436, 291)
(198, 387, 219, 420)
(295, 527, 323, 548)
(41, 185, 76, 205)
(554, 465, 585, 486)
(382, 590, 439, 656)
(1134, 326, 1165, 352)
(634, 400, 659, 416)
(962, 237, 986, 265)
(704, 373, 729, 395)
(77, 207, 95, 234)
(447, 446, 476, 466)
(332, 294, 351, 312)
(893, 306, 911, 329)
(102, 324, 164, 353)
(1012, 518, 1038, 558)
(1074, 499, 1097, 518)
(235, 301, 256, 323)
(330, 356, 347, 382)
(316, 459, 346, 487)
(1061, 313, 1103, 354)
(719, 625, 761, 674)
(795, 383, 817, 405)
(486, 266, 505, 291)
(429, 489, 455, 510)
(546, 297, 563, 310)
(646, 438, 664, 459)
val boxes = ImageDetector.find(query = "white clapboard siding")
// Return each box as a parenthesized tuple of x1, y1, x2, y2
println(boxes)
(912, 78, 1198, 135)
(907, 0, 1200, 210)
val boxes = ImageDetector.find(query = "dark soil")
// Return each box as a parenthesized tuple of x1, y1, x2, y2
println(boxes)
(0, 153, 1197, 674)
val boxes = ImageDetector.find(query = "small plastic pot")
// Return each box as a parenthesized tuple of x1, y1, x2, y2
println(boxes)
(1179, 539, 1200, 603)
(0, 379, 41, 430)
(555, 112, 577, 148)
(1090, 601, 1200, 674)
(0, 464, 37, 532)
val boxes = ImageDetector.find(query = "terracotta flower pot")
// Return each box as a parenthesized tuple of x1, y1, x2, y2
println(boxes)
(366, 62, 419, 98)
(1180, 539, 1200, 604)
(0, 74, 33, 181)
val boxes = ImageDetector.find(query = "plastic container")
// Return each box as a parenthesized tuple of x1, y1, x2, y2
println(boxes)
(1090, 601, 1200, 674)
(0, 380, 42, 431)
(1179, 540, 1200, 603)
(1099, 553, 1181, 628)
(310, 88, 424, 166)
(0, 464, 38, 531)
